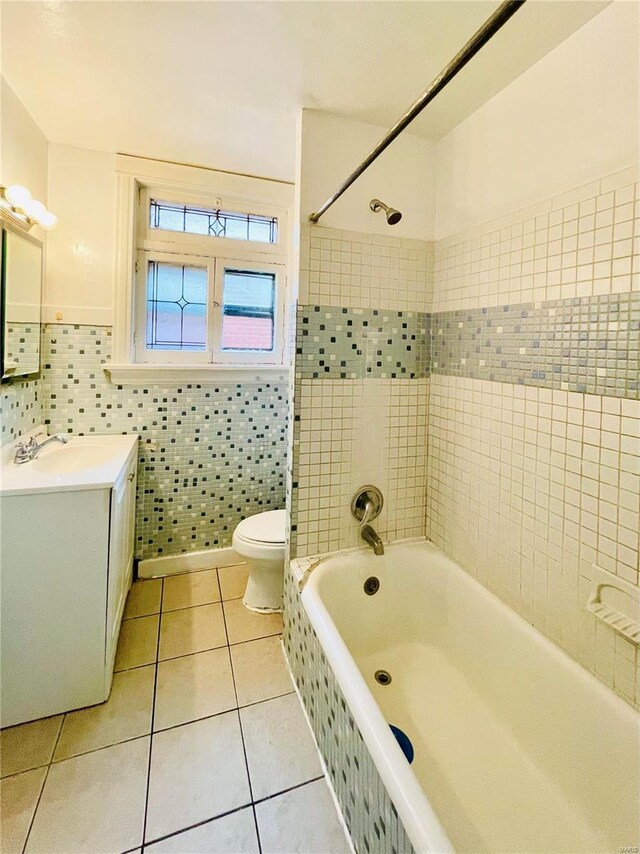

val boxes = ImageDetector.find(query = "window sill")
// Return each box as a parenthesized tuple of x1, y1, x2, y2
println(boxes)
(103, 363, 290, 385)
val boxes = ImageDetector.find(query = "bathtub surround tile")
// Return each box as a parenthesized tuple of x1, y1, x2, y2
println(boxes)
(145, 713, 251, 843)
(162, 568, 221, 611)
(158, 602, 227, 660)
(230, 636, 293, 706)
(256, 779, 351, 854)
(240, 692, 323, 800)
(53, 666, 155, 760)
(0, 715, 63, 778)
(0, 768, 46, 854)
(283, 567, 414, 854)
(144, 808, 259, 854)
(430, 292, 640, 399)
(301, 224, 433, 312)
(25, 736, 150, 854)
(427, 377, 639, 709)
(124, 578, 163, 618)
(223, 597, 283, 644)
(114, 614, 160, 671)
(218, 563, 250, 600)
(154, 648, 236, 730)
(296, 305, 430, 380)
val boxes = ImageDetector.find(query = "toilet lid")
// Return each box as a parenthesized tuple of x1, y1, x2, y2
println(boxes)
(235, 509, 286, 544)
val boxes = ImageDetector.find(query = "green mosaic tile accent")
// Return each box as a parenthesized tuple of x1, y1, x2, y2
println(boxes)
(284, 565, 415, 854)
(39, 324, 287, 560)
(431, 292, 640, 398)
(296, 306, 430, 380)
(0, 375, 42, 445)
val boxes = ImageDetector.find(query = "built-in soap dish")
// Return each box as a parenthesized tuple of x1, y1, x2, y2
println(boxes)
(587, 565, 640, 645)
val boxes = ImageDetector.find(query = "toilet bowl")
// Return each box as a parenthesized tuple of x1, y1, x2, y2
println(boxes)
(232, 509, 286, 613)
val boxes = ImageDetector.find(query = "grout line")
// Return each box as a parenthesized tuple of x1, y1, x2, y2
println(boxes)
(21, 713, 66, 853)
(251, 774, 325, 807)
(141, 576, 164, 848)
(219, 580, 263, 854)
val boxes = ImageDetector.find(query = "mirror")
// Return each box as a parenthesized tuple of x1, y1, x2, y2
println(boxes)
(1, 224, 43, 380)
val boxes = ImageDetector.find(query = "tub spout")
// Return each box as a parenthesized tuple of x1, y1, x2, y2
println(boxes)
(361, 524, 384, 556)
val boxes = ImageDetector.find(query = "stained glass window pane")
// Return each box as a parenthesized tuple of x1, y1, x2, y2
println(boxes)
(221, 269, 275, 352)
(150, 199, 278, 245)
(146, 261, 207, 351)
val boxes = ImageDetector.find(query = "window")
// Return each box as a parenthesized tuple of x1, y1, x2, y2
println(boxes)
(132, 183, 288, 369)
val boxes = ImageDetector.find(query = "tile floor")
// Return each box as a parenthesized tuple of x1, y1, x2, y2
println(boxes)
(0, 565, 352, 854)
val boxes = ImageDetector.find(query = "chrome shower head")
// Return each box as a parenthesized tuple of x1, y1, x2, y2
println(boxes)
(369, 199, 402, 225)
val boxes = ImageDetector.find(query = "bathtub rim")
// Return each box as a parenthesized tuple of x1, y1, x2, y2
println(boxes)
(299, 538, 454, 854)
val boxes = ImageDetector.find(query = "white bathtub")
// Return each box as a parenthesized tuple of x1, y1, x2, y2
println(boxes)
(300, 540, 640, 854)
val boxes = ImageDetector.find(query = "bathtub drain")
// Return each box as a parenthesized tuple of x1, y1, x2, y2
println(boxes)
(375, 669, 392, 685)
(364, 576, 380, 595)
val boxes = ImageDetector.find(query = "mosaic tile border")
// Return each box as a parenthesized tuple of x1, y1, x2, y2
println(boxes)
(431, 291, 639, 398)
(283, 566, 415, 854)
(295, 292, 639, 398)
(296, 306, 429, 380)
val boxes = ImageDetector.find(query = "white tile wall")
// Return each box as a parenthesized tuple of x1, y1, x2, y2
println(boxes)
(433, 165, 640, 313)
(295, 378, 428, 555)
(300, 224, 433, 311)
(426, 375, 640, 709)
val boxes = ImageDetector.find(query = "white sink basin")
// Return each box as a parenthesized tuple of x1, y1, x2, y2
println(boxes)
(32, 441, 114, 475)
(0, 432, 139, 496)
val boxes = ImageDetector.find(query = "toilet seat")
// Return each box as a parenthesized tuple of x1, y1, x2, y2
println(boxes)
(234, 509, 286, 545)
(232, 509, 286, 561)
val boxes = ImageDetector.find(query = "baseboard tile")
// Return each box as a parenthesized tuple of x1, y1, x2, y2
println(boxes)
(137, 545, 245, 579)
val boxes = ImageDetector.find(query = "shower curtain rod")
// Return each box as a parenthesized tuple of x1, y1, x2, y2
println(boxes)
(309, 0, 526, 223)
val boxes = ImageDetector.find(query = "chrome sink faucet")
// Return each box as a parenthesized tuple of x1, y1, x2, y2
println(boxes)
(14, 433, 69, 465)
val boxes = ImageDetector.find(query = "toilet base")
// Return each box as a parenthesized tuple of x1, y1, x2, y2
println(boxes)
(243, 556, 284, 613)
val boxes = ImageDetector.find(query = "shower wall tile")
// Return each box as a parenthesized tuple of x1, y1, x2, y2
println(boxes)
(296, 305, 430, 380)
(426, 375, 639, 710)
(283, 566, 415, 854)
(4, 322, 41, 375)
(291, 378, 428, 557)
(37, 324, 287, 560)
(433, 167, 640, 313)
(300, 224, 433, 311)
(431, 292, 640, 398)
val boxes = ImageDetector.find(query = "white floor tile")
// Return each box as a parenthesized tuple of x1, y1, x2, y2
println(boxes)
(53, 666, 155, 761)
(223, 598, 282, 645)
(0, 768, 46, 854)
(0, 715, 63, 778)
(162, 569, 221, 611)
(218, 564, 249, 601)
(158, 603, 227, 660)
(145, 807, 259, 854)
(124, 579, 163, 618)
(230, 636, 293, 706)
(154, 648, 236, 731)
(145, 712, 251, 843)
(240, 694, 322, 800)
(115, 615, 160, 671)
(25, 737, 149, 854)
(256, 780, 351, 854)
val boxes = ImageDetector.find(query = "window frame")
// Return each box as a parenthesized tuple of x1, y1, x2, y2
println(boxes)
(111, 155, 292, 384)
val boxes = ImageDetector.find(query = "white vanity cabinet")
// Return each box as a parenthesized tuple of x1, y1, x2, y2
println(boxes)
(0, 434, 138, 727)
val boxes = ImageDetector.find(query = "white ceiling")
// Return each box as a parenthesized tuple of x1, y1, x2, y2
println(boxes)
(2, 0, 609, 181)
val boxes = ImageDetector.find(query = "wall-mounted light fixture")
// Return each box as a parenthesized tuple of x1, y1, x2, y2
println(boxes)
(0, 184, 57, 231)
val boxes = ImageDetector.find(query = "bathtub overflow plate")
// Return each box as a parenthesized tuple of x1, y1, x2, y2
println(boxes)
(364, 576, 380, 595)
(375, 670, 392, 685)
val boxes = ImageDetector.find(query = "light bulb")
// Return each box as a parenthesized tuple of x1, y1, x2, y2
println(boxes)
(5, 184, 32, 210)
(39, 210, 58, 230)
(23, 199, 47, 222)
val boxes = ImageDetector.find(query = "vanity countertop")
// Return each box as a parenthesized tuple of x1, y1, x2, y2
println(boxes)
(0, 430, 138, 496)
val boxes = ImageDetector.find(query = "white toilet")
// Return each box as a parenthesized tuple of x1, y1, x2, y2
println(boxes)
(232, 509, 286, 613)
